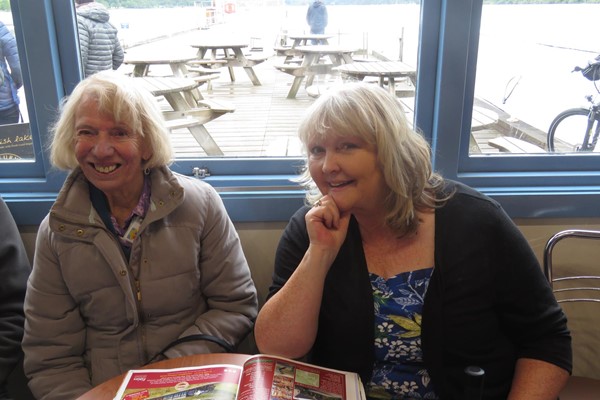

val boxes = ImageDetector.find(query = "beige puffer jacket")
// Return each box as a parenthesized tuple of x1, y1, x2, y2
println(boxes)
(23, 166, 258, 400)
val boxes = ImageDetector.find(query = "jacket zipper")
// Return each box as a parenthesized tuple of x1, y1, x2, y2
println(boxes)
(135, 279, 142, 301)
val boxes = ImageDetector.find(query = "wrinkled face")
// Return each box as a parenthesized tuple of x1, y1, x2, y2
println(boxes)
(307, 133, 387, 216)
(74, 95, 151, 199)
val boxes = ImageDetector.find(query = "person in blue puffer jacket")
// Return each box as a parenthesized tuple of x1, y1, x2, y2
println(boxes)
(75, 0, 124, 78)
(306, 0, 328, 35)
(0, 21, 23, 126)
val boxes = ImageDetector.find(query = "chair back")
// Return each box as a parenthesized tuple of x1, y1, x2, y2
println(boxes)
(543, 229, 600, 303)
(543, 229, 600, 382)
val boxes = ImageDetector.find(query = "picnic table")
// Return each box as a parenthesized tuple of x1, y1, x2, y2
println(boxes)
(124, 52, 221, 92)
(334, 61, 416, 95)
(134, 77, 235, 156)
(274, 45, 357, 99)
(190, 40, 268, 86)
(124, 54, 197, 77)
(275, 33, 334, 63)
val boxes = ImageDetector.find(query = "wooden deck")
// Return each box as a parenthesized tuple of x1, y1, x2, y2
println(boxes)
(123, 32, 547, 158)
(152, 54, 420, 158)
(154, 55, 318, 158)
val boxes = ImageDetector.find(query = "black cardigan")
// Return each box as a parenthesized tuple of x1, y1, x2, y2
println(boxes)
(267, 180, 572, 399)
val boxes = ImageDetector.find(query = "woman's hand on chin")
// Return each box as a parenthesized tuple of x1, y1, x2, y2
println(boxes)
(306, 195, 351, 254)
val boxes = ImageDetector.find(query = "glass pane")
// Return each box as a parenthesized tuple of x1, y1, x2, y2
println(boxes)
(0, 8, 33, 162)
(91, 1, 421, 159)
(471, 2, 600, 155)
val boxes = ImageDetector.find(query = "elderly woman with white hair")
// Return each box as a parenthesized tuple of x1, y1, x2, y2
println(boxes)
(22, 71, 257, 400)
(255, 83, 572, 400)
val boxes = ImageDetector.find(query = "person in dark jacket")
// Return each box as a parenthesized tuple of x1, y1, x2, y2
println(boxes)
(0, 22, 23, 125)
(75, 0, 124, 78)
(254, 83, 572, 400)
(0, 197, 31, 400)
(306, 0, 328, 35)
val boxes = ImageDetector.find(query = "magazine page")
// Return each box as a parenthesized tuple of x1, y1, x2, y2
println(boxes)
(236, 355, 366, 400)
(112, 364, 243, 400)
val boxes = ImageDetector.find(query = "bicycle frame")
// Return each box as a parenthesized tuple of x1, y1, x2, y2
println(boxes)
(548, 61, 600, 152)
(581, 100, 600, 151)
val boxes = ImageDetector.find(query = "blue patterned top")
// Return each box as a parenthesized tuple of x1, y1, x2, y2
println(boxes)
(365, 267, 439, 400)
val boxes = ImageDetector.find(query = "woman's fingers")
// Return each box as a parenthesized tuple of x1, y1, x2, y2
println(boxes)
(310, 196, 340, 229)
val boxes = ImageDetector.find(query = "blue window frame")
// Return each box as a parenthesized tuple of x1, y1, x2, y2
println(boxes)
(2, 0, 599, 226)
(0, 0, 82, 224)
(416, 0, 600, 218)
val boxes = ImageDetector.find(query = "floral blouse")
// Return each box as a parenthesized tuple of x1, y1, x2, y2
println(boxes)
(366, 267, 439, 400)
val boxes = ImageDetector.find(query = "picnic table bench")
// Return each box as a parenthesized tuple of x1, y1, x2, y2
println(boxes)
(184, 66, 222, 91)
(334, 61, 416, 96)
(134, 77, 235, 156)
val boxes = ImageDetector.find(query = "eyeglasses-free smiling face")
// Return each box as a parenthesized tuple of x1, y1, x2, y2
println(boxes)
(308, 134, 388, 218)
(74, 95, 152, 205)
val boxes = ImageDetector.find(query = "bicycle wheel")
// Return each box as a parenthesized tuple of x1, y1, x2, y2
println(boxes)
(547, 108, 598, 152)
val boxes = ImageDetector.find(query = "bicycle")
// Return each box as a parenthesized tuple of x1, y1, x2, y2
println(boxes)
(547, 59, 600, 152)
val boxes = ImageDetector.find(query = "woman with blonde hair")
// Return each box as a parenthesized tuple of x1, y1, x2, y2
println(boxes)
(255, 83, 571, 399)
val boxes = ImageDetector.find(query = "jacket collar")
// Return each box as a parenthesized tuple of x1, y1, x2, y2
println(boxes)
(49, 166, 183, 230)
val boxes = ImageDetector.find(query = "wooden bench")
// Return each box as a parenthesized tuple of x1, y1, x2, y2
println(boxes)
(245, 54, 270, 67)
(273, 46, 305, 64)
(188, 54, 269, 69)
(274, 46, 293, 57)
(185, 72, 221, 92)
(187, 59, 228, 69)
(196, 99, 236, 113)
(188, 54, 268, 86)
(161, 100, 235, 156)
(274, 64, 306, 77)
(275, 63, 333, 77)
(488, 136, 546, 153)
(190, 73, 220, 82)
(187, 64, 221, 75)
(162, 100, 235, 123)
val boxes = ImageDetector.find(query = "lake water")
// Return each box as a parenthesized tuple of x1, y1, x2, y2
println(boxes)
(111, 5, 421, 63)
(477, 4, 600, 130)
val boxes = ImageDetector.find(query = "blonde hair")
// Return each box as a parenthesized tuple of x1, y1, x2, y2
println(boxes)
(49, 70, 173, 170)
(296, 82, 447, 236)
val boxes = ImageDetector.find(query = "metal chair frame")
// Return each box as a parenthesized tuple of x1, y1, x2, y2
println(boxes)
(543, 229, 600, 400)
(543, 229, 600, 303)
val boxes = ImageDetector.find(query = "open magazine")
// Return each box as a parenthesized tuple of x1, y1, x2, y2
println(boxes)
(113, 354, 366, 400)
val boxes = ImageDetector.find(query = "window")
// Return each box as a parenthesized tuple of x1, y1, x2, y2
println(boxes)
(0, 7, 35, 171)
(0, 0, 81, 224)
(0, 11, 33, 164)
(471, 2, 600, 156)
(2, 0, 599, 225)
(416, 0, 600, 218)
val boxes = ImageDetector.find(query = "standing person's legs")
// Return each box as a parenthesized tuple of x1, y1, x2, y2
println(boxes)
(0, 105, 20, 125)
(310, 28, 325, 44)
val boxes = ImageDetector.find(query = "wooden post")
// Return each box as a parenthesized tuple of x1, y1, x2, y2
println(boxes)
(399, 27, 404, 61)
